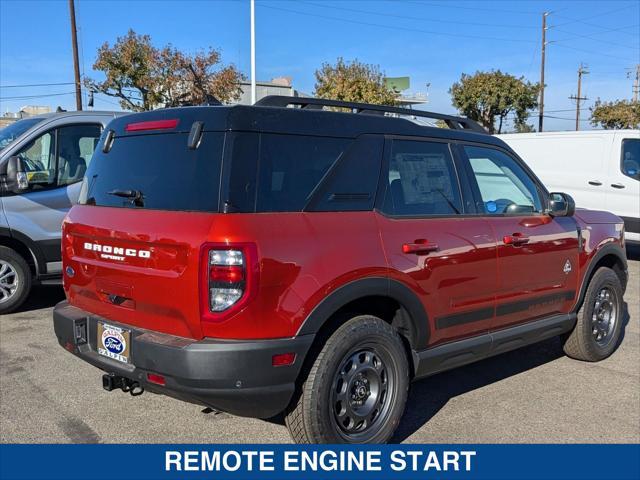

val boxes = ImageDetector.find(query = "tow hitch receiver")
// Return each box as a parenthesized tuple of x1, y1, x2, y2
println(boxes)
(102, 373, 144, 396)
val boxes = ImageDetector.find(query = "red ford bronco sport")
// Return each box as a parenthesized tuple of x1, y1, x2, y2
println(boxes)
(54, 96, 628, 444)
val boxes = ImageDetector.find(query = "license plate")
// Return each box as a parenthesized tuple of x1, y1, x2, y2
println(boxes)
(97, 322, 131, 364)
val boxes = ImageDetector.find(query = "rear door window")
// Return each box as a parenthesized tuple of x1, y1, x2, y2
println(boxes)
(381, 140, 463, 216)
(79, 132, 224, 212)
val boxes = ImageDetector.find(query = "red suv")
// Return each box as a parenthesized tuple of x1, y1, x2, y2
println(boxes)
(54, 97, 628, 443)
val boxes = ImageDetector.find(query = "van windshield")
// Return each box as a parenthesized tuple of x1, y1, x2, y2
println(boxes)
(79, 132, 224, 212)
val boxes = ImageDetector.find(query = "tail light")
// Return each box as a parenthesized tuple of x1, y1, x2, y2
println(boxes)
(200, 243, 258, 322)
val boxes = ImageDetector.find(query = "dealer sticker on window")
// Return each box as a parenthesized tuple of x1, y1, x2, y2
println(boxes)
(97, 322, 131, 363)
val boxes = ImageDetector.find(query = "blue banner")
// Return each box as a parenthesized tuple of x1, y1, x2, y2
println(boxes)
(1, 444, 638, 480)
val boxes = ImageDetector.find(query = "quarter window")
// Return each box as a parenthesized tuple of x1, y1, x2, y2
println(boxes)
(464, 145, 542, 215)
(381, 140, 463, 216)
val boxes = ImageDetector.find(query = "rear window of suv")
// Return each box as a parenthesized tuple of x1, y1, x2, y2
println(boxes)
(79, 132, 224, 212)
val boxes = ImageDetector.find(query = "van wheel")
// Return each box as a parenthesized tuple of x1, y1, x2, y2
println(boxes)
(285, 315, 409, 444)
(0, 246, 32, 315)
(563, 267, 623, 362)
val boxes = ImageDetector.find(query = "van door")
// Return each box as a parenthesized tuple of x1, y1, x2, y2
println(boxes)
(461, 144, 580, 331)
(2, 124, 102, 275)
(376, 138, 497, 347)
(606, 134, 640, 242)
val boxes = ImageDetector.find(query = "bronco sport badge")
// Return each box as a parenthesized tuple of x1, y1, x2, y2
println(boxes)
(563, 260, 572, 274)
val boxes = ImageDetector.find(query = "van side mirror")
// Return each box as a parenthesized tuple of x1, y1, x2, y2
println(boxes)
(548, 192, 575, 217)
(6, 156, 29, 193)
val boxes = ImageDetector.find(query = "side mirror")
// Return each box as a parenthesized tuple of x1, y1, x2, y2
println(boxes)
(548, 192, 575, 217)
(6, 156, 29, 193)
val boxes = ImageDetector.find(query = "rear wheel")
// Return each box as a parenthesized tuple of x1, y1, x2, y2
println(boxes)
(285, 315, 409, 444)
(563, 267, 623, 362)
(0, 246, 32, 315)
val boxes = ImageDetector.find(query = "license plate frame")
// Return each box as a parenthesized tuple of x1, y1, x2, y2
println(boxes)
(97, 322, 131, 364)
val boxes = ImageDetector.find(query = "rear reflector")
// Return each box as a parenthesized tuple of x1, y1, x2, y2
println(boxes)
(272, 353, 296, 367)
(146, 373, 166, 386)
(125, 119, 179, 132)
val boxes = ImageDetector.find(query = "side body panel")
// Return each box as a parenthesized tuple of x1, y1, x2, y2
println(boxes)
(606, 132, 640, 243)
(377, 215, 497, 347)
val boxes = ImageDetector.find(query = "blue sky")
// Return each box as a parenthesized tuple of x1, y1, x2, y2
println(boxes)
(1, 0, 638, 131)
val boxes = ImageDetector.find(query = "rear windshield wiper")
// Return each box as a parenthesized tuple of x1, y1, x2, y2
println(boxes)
(107, 189, 145, 207)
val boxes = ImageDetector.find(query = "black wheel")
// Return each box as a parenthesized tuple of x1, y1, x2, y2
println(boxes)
(285, 315, 409, 444)
(0, 246, 32, 315)
(563, 267, 624, 362)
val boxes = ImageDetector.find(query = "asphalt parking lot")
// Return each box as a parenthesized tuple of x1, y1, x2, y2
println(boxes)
(1, 258, 638, 444)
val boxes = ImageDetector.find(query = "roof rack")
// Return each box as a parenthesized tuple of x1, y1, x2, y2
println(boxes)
(255, 95, 487, 134)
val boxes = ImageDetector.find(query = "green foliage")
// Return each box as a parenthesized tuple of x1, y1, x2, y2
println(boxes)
(314, 57, 398, 106)
(85, 30, 244, 111)
(449, 70, 540, 134)
(590, 99, 640, 129)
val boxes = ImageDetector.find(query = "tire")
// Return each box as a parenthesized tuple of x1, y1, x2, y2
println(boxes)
(563, 267, 624, 362)
(0, 246, 32, 315)
(285, 315, 409, 444)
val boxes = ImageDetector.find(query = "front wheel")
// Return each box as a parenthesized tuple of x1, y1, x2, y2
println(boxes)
(563, 267, 624, 362)
(0, 246, 32, 315)
(285, 315, 409, 444)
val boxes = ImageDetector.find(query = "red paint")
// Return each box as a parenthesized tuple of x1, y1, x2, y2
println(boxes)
(61, 205, 623, 348)
(125, 119, 179, 132)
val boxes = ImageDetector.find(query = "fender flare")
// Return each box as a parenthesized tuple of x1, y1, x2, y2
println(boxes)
(575, 243, 628, 311)
(296, 277, 429, 349)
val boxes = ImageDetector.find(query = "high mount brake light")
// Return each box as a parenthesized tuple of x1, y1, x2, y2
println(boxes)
(200, 244, 258, 322)
(125, 119, 179, 132)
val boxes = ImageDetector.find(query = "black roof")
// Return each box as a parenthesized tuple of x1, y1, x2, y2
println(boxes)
(107, 97, 507, 149)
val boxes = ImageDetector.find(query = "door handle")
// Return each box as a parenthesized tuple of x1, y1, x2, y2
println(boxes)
(588, 180, 603, 186)
(503, 232, 530, 246)
(611, 183, 625, 189)
(402, 239, 439, 254)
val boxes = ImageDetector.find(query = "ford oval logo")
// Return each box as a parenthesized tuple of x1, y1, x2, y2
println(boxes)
(103, 336, 124, 354)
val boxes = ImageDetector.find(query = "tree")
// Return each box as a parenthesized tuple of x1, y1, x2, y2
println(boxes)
(590, 99, 640, 129)
(314, 57, 398, 106)
(85, 30, 244, 111)
(449, 70, 540, 134)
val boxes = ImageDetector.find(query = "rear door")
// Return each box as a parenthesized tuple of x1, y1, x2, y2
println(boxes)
(376, 137, 497, 347)
(2, 123, 102, 275)
(606, 134, 639, 242)
(461, 144, 580, 331)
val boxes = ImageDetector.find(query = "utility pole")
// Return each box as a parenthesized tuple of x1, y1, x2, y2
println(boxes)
(68, 0, 82, 111)
(250, 0, 256, 105)
(538, 12, 548, 132)
(569, 63, 589, 131)
(631, 64, 640, 103)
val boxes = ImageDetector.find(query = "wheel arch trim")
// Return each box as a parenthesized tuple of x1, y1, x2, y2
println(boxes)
(296, 277, 430, 349)
(575, 243, 627, 311)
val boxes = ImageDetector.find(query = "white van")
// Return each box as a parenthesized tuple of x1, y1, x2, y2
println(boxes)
(498, 130, 639, 245)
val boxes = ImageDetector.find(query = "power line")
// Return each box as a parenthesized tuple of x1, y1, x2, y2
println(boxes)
(551, 42, 636, 62)
(258, 3, 537, 43)
(0, 92, 76, 101)
(552, 5, 635, 28)
(404, 0, 542, 15)
(0, 82, 75, 89)
(552, 28, 639, 50)
(300, 1, 538, 30)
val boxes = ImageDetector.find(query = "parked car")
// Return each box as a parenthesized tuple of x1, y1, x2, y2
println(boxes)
(498, 130, 639, 246)
(52, 97, 627, 444)
(0, 111, 123, 313)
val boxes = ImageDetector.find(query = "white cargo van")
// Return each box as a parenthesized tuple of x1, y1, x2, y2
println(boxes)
(499, 130, 639, 245)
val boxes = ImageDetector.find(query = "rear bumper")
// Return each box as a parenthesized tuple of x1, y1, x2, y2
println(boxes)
(53, 301, 314, 418)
